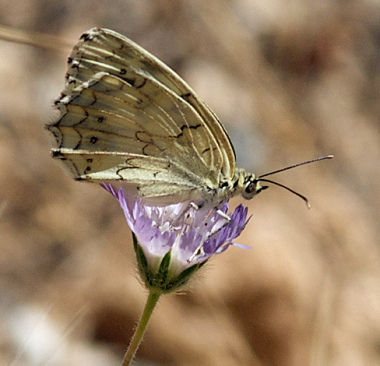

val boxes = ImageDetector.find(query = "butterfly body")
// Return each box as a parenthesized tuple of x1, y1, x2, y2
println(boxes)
(47, 28, 263, 207)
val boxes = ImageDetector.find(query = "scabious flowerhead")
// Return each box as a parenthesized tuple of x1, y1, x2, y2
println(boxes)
(103, 184, 251, 293)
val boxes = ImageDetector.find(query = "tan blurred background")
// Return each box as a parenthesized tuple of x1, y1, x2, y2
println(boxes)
(1, 1, 380, 365)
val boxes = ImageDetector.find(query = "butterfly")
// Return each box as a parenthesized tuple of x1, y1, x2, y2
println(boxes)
(47, 28, 332, 208)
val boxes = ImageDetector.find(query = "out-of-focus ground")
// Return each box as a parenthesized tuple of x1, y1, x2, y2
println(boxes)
(1, 1, 379, 365)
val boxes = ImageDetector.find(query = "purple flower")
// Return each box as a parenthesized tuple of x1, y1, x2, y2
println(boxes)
(102, 184, 251, 292)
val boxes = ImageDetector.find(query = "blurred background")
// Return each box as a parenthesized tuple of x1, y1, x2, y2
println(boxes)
(1, 1, 380, 365)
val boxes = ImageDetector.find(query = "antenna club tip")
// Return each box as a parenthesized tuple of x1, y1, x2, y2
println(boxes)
(306, 202, 311, 209)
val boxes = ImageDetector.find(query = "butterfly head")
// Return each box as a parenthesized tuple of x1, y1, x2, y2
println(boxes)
(242, 174, 268, 200)
(234, 169, 267, 201)
(236, 155, 334, 206)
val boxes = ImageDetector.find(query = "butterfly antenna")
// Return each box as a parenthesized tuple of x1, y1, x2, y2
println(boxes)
(258, 155, 333, 208)
(259, 155, 333, 179)
(259, 178, 311, 208)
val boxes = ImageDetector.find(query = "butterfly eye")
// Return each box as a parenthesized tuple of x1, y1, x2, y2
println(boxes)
(245, 182, 256, 194)
(242, 178, 260, 200)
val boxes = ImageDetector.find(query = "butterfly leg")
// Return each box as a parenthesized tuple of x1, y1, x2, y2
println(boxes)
(215, 209, 231, 222)
(190, 201, 231, 221)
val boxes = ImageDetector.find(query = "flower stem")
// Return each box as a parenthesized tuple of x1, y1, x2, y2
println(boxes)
(122, 290, 161, 366)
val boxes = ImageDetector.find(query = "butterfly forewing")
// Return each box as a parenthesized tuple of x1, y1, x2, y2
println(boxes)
(68, 28, 236, 176)
(48, 28, 238, 204)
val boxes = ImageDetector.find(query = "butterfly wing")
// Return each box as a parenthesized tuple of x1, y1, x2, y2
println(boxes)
(47, 28, 237, 204)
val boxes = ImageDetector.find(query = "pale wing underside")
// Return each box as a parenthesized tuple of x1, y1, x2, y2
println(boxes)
(47, 28, 237, 204)
(53, 149, 204, 203)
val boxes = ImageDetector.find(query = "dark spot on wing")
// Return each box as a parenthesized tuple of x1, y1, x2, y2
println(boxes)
(181, 123, 201, 131)
(124, 77, 135, 86)
(54, 93, 66, 105)
(181, 92, 192, 100)
(51, 150, 65, 158)
(90, 136, 98, 144)
(80, 32, 91, 42)
(176, 123, 202, 138)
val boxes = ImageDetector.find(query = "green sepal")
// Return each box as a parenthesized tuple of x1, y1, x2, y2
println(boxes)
(156, 249, 172, 284)
(132, 232, 207, 293)
(172, 260, 207, 289)
(132, 232, 149, 284)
